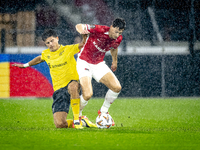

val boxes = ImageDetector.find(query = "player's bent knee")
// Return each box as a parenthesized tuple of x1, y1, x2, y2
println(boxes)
(83, 92, 93, 101)
(113, 85, 121, 93)
(68, 86, 79, 94)
(69, 81, 79, 89)
(55, 121, 68, 128)
(68, 82, 79, 94)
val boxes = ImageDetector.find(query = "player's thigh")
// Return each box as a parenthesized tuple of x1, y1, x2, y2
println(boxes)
(68, 80, 80, 99)
(77, 59, 93, 97)
(92, 62, 121, 92)
(100, 72, 121, 93)
(80, 76, 93, 98)
(52, 86, 70, 114)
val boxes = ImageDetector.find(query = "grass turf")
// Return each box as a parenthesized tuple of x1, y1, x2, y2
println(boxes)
(0, 98, 200, 150)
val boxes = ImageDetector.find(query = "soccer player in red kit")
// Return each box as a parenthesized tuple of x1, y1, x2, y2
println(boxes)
(75, 18, 126, 126)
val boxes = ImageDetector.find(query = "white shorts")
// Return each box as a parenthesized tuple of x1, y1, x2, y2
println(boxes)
(77, 58, 112, 82)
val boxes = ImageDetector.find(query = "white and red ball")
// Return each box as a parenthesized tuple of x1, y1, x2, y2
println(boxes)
(96, 113, 113, 129)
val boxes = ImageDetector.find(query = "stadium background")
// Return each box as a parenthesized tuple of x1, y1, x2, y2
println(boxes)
(0, 0, 200, 98)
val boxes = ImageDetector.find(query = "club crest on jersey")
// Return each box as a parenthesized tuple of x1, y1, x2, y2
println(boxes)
(93, 41, 106, 53)
(59, 50, 64, 56)
(88, 24, 95, 30)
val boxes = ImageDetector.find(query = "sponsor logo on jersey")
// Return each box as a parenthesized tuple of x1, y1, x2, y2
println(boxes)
(97, 39, 101, 42)
(93, 41, 106, 53)
(47, 61, 67, 69)
(85, 68, 89, 71)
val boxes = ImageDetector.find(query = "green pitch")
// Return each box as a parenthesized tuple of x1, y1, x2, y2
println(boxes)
(0, 98, 200, 150)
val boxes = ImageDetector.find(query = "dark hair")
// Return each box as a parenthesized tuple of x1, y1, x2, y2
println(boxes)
(42, 29, 58, 41)
(112, 18, 126, 30)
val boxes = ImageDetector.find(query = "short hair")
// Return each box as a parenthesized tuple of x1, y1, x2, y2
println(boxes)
(42, 29, 58, 41)
(112, 18, 126, 30)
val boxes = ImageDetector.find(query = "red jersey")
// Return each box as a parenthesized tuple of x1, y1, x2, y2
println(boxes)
(78, 24, 123, 64)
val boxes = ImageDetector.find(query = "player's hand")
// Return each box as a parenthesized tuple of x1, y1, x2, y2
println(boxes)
(12, 63, 25, 68)
(80, 30, 90, 35)
(111, 62, 117, 72)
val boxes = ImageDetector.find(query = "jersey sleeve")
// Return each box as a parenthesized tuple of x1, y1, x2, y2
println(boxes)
(41, 51, 46, 61)
(67, 44, 80, 55)
(113, 35, 123, 49)
(86, 24, 106, 34)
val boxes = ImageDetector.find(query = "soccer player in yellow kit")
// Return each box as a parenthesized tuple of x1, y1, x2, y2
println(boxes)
(12, 29, 96, 129)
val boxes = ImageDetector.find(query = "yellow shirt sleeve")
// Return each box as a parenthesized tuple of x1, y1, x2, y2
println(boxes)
(67, 44, 80, 55)
(41, 50, 47, 61)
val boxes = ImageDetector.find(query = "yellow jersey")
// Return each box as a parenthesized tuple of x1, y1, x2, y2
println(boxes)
(41, 44, 79, 91)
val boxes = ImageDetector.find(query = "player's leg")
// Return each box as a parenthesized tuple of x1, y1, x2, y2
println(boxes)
(99, 72, 121, 114)
(52, 86, 82, 129)
(80, 76, 93, 101)
(76, 59, 97, 127)
(79, 79, 97, 128)
(93, 62, 121, 126)
(76, 58, 93, 116)
(53, 113, 74, 128)
(92, 62, 121, 114)
(68, 80, 83, 128)
(53, 112, 68, 128)
(79, 76, 93, 116)
(52, 87, 69, 128)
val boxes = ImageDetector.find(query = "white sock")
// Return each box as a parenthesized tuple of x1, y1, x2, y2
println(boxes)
(74, 120, 79, 124)
(101, 89, 120, 113)
(101, 100, 111, 113)
(79, 95, 88, 116)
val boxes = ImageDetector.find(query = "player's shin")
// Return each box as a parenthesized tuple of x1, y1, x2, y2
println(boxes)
(71, 98, 80, 124)
(79, 95, 88, 116)
(100, 89, 120, 113)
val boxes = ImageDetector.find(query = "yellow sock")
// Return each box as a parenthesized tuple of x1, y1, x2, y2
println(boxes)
(67, 119, 73, 128)
(71, 98, 80, 121)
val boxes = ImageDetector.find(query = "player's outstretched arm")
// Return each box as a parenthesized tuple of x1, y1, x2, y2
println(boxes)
(110, 48, 118, 72)
(78, 34, 87, 50)
(12, 55, 44, 68)
(75, 24, 90, 34)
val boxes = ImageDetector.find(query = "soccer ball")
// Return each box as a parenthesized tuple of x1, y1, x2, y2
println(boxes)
(96, 113, 113, 129)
